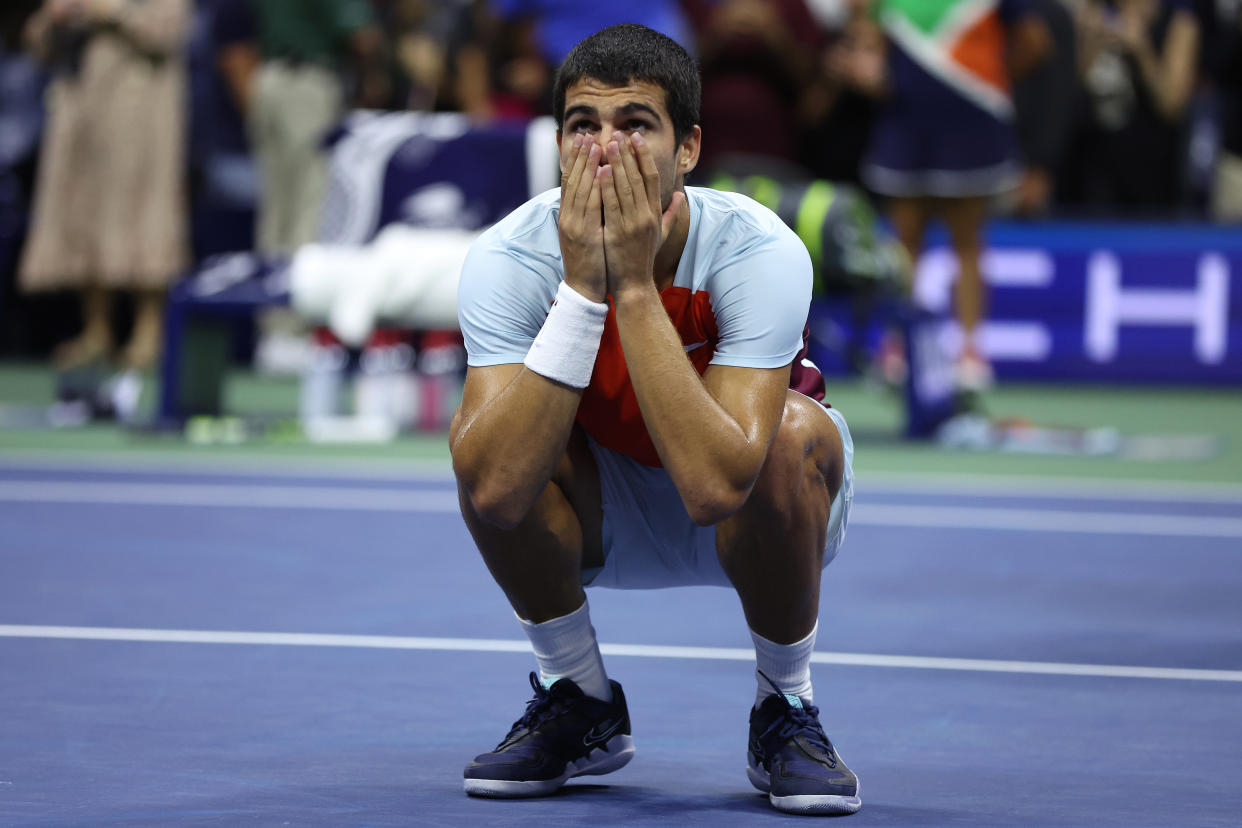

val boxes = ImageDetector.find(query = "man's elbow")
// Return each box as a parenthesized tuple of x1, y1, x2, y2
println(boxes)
(473, 496, 527, 530)
(456, 470, 529, 530)
(682, 483, 751, 527)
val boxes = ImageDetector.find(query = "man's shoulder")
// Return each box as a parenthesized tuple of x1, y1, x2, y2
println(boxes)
(687, 186, 797, 241)
(684, 186, 807, 272)
(475, 188, 562, 252)
(464, 188, 563, 280)
(458, 187, 563, 319)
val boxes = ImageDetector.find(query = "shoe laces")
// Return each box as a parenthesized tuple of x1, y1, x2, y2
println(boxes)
(756, 670, 837, 764)
(498, 672, 571, 746)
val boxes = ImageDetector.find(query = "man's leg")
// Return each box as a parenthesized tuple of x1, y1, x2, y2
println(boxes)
(457, 425, 602, 624)
(716, 391, 841, 647)
(458, 424, 609, 699)
(458, 427, 634, 797)
(716, 391, 861, 815)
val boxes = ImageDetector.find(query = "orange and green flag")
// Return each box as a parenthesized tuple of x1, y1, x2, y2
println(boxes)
(875, 0, 1015, 118)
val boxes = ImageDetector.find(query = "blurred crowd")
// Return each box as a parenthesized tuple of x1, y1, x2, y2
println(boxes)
(0, 0, 1239, 373)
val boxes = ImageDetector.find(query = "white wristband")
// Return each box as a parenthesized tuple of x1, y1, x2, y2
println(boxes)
(523, 281, 609, 388)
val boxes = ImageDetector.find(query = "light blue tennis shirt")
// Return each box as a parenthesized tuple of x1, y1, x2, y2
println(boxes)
(457, 185, 814, 466)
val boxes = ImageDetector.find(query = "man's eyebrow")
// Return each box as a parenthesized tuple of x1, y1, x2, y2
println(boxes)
(564, 104, 598, 122)
(563, 102, 664, 123)
(616, 102, 663, 122)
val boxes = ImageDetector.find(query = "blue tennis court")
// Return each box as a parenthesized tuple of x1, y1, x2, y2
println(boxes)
(2, 454, 1240, 826)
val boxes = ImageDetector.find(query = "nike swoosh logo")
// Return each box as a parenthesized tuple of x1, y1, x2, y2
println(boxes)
(583, 718, 623, 747)
(683, 341, 708, 353)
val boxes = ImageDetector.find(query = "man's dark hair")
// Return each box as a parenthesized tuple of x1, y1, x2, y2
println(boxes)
(553, 24, 700, 143)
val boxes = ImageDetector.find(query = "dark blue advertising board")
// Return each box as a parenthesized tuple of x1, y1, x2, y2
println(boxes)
(913, 223, 1242, 385)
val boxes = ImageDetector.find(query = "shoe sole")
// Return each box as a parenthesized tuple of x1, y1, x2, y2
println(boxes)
(747, 763, 862, 815)
(463, 734, 635, 798)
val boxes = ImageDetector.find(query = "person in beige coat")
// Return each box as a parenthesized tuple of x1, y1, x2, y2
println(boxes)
(19, 0, 190, 371)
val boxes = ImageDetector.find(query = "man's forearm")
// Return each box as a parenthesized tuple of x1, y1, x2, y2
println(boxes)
(451, 369, 583, 529)
(612, 287, 780, 525)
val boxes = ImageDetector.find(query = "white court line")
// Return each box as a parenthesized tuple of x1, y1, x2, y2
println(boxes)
(0, 480, 461, 512)
(1, 624, 1239, 683)
(2, 480, 1241, 538)
(860, 473, 1242, 505)
(0, 450, 457, 482)
(856, 504, 1242, 538)
(3, 451, 1242, 503)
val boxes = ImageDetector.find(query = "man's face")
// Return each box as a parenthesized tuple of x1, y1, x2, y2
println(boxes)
(557, 78, 699, 211)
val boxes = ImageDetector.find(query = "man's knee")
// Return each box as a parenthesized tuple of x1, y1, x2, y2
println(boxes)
(752, 392, 843, 510)
(458, 467, 576, 537)
(456, 426, 604, 570)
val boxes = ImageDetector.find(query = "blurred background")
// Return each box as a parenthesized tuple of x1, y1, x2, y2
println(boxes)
(0, 0, 1238, 485)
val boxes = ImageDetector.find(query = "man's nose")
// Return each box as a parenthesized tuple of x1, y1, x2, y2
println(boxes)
(596, 126, 619, 148)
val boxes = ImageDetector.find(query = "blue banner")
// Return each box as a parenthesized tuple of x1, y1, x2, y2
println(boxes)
(912, 222, 1242, 384)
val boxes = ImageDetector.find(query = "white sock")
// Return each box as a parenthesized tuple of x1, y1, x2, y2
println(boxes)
(752, 622, 817, 709)
(517, 600, 611, 702)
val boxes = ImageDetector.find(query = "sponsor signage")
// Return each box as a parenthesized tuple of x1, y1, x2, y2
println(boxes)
(913, 223, 1241, 383)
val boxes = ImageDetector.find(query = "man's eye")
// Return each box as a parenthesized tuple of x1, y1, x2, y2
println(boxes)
(626, 121, 650, 132)
(571, 122, 596, 134)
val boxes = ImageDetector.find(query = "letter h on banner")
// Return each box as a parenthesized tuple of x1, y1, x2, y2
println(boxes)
(1085, 252, 1230, 364)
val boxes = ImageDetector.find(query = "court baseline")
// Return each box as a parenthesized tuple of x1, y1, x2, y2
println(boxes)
(2, 624, 1240, 683)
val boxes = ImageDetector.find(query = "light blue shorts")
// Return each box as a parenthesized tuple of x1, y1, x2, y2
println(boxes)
(582, 402, 854, 589)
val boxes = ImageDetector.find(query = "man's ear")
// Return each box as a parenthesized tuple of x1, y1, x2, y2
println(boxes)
(556, 131, 565, 174)
(677, 125, 702, 176)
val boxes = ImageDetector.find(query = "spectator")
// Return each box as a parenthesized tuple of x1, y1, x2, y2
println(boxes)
(862, 0, 1050, 391)
(800, 0, 885, 185)
(445, 3, 509, 120)
(250, 0, 383, 256)
(1208, 0, 1242, 221)
(1011, 0, 1078, 217)
(0, 2, 42, 51)
(490, 0, 691, 67)
(381, 0, 482, 113)
(188, 0, 259, 259)
(463, 5, 550, 121)
(211, 0, 258, 120)
(1062, 0, 1201, 214)
(473, 1, 693, 121)
(683, 0, 823, 177)
(18, 0, 191, 372)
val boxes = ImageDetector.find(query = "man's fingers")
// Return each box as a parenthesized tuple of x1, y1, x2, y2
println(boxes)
(560, 134, 583, 188)
(559, 135, 577, 203)
(631, 132, 663, 215)
(574, 141, 601, 213)
(606, 139, 636, 214)
(561, 135, 589, 211)
(618, 134, 649, 213)
(599, 163, 621, 222)
(587, 162, 602, 219)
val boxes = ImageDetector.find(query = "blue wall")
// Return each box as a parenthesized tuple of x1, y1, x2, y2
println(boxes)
(908, 222, 1242, 385)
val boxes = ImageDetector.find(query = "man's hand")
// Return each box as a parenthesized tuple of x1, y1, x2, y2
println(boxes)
(600, 133, 684, 296)
(558, 134, 607, 302)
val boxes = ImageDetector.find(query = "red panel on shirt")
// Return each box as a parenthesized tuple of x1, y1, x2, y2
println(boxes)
(577, 287, 717, 468)
(576, 288, 828, 468)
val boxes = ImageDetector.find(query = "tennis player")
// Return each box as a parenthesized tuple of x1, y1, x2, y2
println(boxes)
(451, 23, 859, 816)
